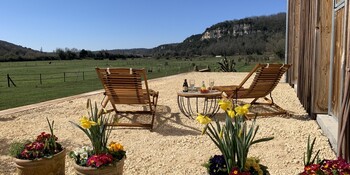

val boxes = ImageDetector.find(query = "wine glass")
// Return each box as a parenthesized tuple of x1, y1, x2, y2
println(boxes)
(189, 79, 195, 91)
(209, 79, 214, 91)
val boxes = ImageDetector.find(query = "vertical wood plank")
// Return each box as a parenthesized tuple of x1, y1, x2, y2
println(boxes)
(312, 0, 332, 113)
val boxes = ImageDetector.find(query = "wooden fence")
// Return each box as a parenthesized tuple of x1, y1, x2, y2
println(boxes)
(4, 71, 96, 87)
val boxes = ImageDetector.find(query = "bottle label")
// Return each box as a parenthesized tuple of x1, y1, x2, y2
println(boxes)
(183, 86, 188, 92)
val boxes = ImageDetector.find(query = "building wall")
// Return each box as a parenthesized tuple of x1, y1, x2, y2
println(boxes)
(286, 0, 347, 118)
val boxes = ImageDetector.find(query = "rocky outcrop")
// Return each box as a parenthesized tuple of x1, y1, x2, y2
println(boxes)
(201, 23, 255, 40)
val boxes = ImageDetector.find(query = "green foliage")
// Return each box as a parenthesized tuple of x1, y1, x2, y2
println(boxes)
(9, 140, 30, 157)
(45, 117, 59, 155)
(207, 116, 273, 172)
(69, 99, 113, 154)
(217, 57, 236, 72)
(201, 102, 274, 173)
(303, 135, 321, 166)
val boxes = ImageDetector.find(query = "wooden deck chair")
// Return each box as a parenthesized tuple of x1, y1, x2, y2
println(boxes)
(95, 68, 159, 130)
(213, 64, 291, 118)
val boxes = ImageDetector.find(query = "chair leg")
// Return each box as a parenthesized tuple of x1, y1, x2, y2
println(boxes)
(101, 97, 109, 108)
(102, 94, 158, 131)
(245, 97, 287, 119)
(150, 111, 156, 132)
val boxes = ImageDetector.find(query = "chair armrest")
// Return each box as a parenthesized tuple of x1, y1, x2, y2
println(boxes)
(143, 89, 158, 96)
(212, 85, 240, 92)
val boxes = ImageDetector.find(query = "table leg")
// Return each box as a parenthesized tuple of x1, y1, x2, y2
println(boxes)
(177, 95, 221, 118)
(177, 96, 191, 118)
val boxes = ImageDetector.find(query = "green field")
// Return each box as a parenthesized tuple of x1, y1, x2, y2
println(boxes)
(0, 56, 278, 110)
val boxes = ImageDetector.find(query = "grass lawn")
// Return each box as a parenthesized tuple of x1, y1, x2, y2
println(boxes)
(0, 56, 281, 110)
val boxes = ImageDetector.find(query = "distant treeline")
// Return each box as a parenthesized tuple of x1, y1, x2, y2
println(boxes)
(0, 48, 145, 62)
(54, 48, 144, 60)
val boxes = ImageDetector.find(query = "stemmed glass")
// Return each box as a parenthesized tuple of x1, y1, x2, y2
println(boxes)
(189, 79, 195, 92)
(209, 79, 215, 91)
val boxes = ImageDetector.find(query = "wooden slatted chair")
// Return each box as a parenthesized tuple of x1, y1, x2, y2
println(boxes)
(95, 68, 159, 130)
(213, 63, 291, 118)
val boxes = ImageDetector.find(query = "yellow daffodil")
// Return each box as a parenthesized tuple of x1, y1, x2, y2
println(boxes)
(218, 99, 232, 111)
(196, 114, 212, 125)
(235, 104, 251, 116)
(108, 141, 124, 152)
(80, 116, 97, 129)
(227, 109, 235, 118)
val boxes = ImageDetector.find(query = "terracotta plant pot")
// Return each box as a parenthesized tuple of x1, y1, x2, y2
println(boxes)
(73, 156, 125, 175)
(14, 148, 66, 175)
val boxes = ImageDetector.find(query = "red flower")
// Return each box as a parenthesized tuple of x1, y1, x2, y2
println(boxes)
(87, 154, 114, 167)
(300, 157, 350, 174)
(20, 142, 45, 159)
(25, 142, 45, 151)
(230, 167, 240, 175)
(229, 167, 251, 175)
(36, 132, 58, 143)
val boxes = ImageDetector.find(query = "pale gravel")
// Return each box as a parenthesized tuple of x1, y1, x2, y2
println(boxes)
(0, 72, 336, 175)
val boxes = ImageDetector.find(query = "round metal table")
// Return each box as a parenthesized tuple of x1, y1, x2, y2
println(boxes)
(177, 90, 222, 118)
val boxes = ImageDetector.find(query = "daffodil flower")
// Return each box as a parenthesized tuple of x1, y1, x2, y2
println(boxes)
(227, 109, 235, 118)
(218, 99, 232, 111)
(235, 104, 251, 116)
(196, 114, 212, 125)
(80, 116, 97, 129)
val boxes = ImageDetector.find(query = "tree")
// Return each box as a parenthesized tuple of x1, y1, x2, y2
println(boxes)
(55, 48, 66, 60)
(79, 49, 88, 58)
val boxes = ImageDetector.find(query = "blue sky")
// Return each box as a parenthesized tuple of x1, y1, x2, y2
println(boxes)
(0, 0, 286, 52)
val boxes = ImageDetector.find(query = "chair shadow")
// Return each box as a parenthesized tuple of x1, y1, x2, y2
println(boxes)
(0, 138, 19, 173)
(152, 105, 202, 136)
(0, 138, 11, 155)
(0, 115, 18, 122)
(233, 100, 310, 121)
(106, 105, 202, 136)
(247, 105, 310, 121)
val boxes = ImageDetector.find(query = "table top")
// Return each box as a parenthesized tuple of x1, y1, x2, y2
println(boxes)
(177, 90, 222, 97)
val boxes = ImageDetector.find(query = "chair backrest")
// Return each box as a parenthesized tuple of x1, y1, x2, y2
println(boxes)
(238, 64, 291, 98)
(96, 68, 151, 105)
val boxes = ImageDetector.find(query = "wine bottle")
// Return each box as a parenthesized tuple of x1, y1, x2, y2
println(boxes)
(183, 79, 188, 92)
(201, 81, 206, 90)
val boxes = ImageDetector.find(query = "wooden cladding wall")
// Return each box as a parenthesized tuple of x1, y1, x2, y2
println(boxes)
(286, 0, 301, 85)
(313, 0, 332, 113)
(286, 0, 332, 115)
(287, 0, 350, 161)
(331, 8, 345, 118)
(337, 0, 350, 161)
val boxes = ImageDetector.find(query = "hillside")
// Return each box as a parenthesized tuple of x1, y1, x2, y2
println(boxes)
(152, 13, 286, 58)
(0, 40, 56, 61)
(0, 12, 286, 61)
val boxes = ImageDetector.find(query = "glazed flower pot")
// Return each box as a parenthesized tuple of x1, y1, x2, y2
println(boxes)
(73, 156, 125, 175)
(14, 148, 66, 175)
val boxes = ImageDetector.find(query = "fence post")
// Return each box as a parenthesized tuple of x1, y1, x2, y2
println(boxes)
(7, 74, 17, 87)
(40, 74, 42, 85)
(64, 72, 66, 82)
(7, 74, 10, 87)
